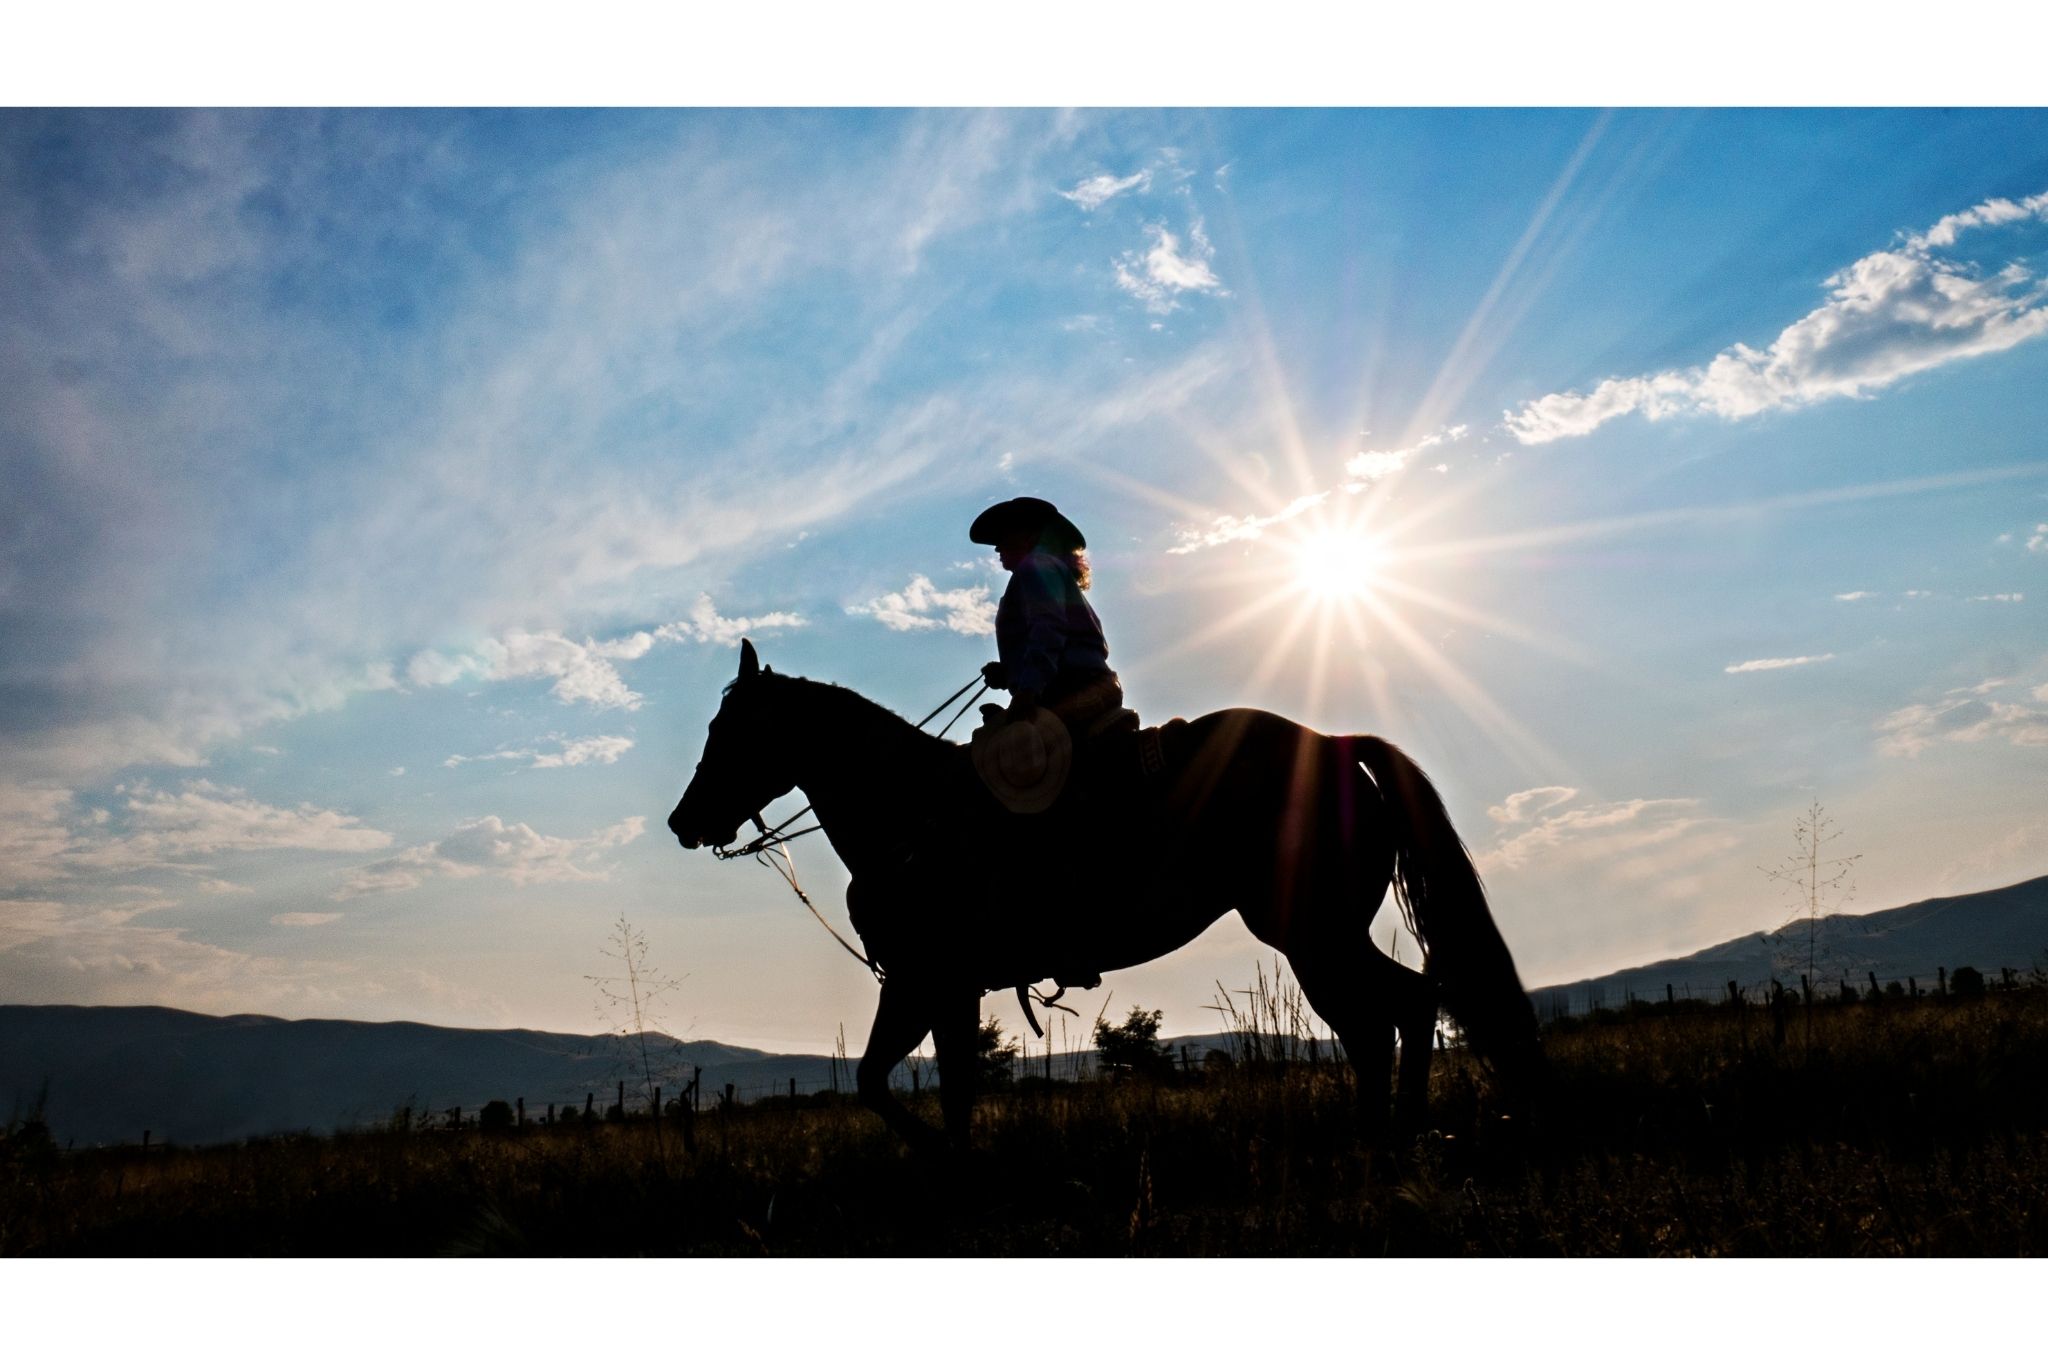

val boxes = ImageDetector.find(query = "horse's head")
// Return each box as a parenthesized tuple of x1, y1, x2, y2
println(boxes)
(668, 638, 800, 851)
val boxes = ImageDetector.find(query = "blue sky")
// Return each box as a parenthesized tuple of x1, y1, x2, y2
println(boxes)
(4, 108, 2048, 1051)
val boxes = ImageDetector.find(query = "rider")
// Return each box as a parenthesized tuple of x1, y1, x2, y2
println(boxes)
(970, 497, 1125, 735)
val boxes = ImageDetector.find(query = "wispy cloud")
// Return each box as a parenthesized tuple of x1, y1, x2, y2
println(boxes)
(1969, 592, 2024, 603)
(1489, 786, 1579, 824)
(1479, 792, 1730, 889)
(1345, 424, 1468, 487)
(1877, 678, 2048, 757)
(59, 781, 393, 876)
(406, 595, 804, 712)
(2030, 523, 2048, 552)
(334, 815, 645, 900)
(1835, 590, 1876, 601)
(1168, 491, 1329, 555)
(1506, 187, 2048, 444)
(847, 575, 997, 635)
(1061, 169, 1151, 211)
(444, 735, 635, 770)
(1115, 222, 1223, 313)
(272, 912, 341, 927)
(1725, 654, 1835, 674)
(1166, 422, 1471, 556)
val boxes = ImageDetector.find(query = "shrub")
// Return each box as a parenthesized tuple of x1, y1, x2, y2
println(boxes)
(1095, 1007, 1171, 1076)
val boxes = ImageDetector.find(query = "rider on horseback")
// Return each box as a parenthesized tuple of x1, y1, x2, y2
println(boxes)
(970, 497, 1125, 735)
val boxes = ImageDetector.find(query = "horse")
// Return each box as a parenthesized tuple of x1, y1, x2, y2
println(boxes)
(667, 639, 1542, 1154)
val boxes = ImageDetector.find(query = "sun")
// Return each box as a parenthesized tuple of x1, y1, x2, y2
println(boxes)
(1294, 528, 1387, 601)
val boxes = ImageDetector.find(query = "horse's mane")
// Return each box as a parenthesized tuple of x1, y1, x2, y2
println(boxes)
(743, 670, 957, 752)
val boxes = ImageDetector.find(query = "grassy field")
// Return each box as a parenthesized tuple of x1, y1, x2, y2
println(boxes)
(7, 985, 2048, 1256)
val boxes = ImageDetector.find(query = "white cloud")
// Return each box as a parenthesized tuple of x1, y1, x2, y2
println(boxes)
(848, 575, 997, 635)
(1877, 678, 2048, 757)
(1343, 424, 1467, 487)
(334, 814, 645, 900)
(1969, 592, 2024, 603)
(272, 911, 341, 926)
(444, 734, 635, 770)
(1169, 490, 1329, 555)
(406, 595, 804, 712)
(1725, 654, 1835, 674)
(1834, 590, 1876, 601)
(1060, 169, 1150, 211)
(1114, 221, 1223, 313)
(2029, 523, 2048, 553)
(51, 782, 394, 877)
(652, 593, 806, 649)
(1909, 190, 2048, 250)
(194, 878, 251, 894)
(0, 785, 78, 889)
(1505, 187, 2048, 444)
(1489, 786, 1578, 824)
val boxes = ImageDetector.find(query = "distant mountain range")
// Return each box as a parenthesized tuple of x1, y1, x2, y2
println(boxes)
(0, 1005, 862, 1148)
(1530, 873, 2048, 1016)
(11, 875, 2045, 1147)
(0, 1002, 1243, 1149)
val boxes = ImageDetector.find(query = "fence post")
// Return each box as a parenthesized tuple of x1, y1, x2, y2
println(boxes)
(1938, 966, 1947, 997)
(1666, 983, 1674, 1006)
(692, 1066, 702, 1114)
(617, 1080, 625, 1120)
(723, 1082, 735, 1110)
(584, 1092, 595, 1119)
(546, 1102, 555, 1125)
(516, 1097, 525, 1129)
(1909, 977, 1918, 998)
(1726, 980, 1740, 1008)
(789, 1076, 796, 1101)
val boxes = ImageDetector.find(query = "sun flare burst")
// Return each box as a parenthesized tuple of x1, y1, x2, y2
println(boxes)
(1294, 529, 1388, 601)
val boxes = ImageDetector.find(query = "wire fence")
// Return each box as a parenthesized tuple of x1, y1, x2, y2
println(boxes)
(1531, 961, 2048, 1020)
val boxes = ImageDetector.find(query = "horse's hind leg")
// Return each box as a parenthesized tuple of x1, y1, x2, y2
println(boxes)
(1289, 944, 1437, 1140)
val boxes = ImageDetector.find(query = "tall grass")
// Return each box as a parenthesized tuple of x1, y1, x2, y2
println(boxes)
(7, 986, 2048, 1255)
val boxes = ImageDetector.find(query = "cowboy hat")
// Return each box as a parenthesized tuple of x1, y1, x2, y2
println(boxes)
(970, 703, 1073, 814)
(968, 497, 1086, 552)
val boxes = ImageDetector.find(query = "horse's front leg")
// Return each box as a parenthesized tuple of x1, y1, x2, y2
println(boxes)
(856, 978, 945, 1157)
(928, 987, 981, 1151)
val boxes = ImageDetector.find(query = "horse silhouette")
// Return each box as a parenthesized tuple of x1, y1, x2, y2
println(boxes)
(668, 639, 1542, 1153)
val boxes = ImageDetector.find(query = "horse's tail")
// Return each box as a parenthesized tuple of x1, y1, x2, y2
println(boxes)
(1351, 735, 1544, 1087)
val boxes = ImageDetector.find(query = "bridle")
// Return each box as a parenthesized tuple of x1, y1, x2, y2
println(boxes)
(706, 672, 989, 982)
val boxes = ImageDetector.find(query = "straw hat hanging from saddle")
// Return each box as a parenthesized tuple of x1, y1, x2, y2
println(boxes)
(970, 701, 1073, 814)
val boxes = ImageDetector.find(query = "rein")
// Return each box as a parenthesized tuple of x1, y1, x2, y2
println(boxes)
(710, 673, 989, 981)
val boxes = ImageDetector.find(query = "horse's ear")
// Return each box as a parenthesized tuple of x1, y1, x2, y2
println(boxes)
(738, 638, 760, 680)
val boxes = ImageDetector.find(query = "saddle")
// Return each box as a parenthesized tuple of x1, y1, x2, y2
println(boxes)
(969, 699, 1144, 813)
(972, 715, 1192, 1022)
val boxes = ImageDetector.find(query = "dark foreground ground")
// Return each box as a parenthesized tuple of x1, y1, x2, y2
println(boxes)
(7, 987, 2048, 1255)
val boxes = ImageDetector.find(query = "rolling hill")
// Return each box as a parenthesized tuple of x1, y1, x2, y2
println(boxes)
(1529, 873, 2048, 1015)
